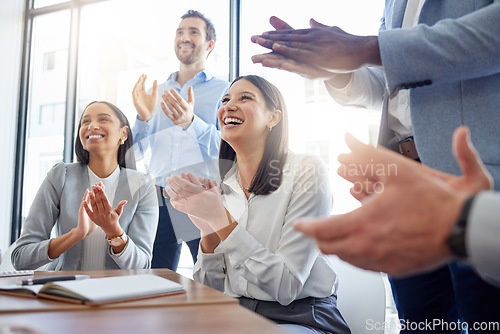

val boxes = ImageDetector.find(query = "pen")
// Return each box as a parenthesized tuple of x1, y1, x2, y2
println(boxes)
(21, 275, 90, 286)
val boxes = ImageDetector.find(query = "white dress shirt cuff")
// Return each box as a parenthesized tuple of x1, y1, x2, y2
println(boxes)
(190, 114, 209, 139)
(198, 250, 225, 271)
(108, 238, 129, 257)
(324, 74, 354, 106)
(134, 115, 149, 127)
(215, 224, 259, 269)
(132, 117, 150, 139)
(466, 192, 500, 287)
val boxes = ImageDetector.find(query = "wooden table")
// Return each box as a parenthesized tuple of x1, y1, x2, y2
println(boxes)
(0, 269, 286, 333)
(0, 269, 237, 313)
(0, 304, 288, 334)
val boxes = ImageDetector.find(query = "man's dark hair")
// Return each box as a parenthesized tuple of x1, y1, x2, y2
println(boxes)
(181, 10, 216, 42)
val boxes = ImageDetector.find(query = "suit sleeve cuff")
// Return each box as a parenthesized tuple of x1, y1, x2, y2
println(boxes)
(189, 114, 209, 138)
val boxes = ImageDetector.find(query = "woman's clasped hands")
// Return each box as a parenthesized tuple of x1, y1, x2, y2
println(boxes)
(165, 172, 229, 236)
(75, 189, 96, 239)
(76, 182, 127, 240)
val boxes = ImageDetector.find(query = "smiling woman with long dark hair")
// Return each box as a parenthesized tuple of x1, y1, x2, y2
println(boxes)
(12, 101, 158, 271)
(166, 75, 350, 334)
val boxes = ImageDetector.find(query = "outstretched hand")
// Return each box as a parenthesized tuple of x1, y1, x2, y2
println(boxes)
(161, 86, 195, 130)
(295, 126, 485, 276)
(252, 17, 338, 79)
(252, 52, 338, 80)
(342, 126, 492, 202)
(132, 74, 158, 122)
(252, 16, 381, 73)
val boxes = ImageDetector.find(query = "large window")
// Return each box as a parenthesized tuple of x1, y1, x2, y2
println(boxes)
(22, 10, 69, 220)
(34, 0, 68, 8)
(76, 0, 230, 125)
(75, 0, 230, 175)
(15, 1, 389, 243)
(15, 0, 387, 253)
(16, 0, 230, 238)
(240, 0, 383, 214)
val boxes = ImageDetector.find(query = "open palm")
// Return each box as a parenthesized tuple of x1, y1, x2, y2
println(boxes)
(166, 172, 228, 232)
(76, 190, 97, 239)
(132, 74, 158, 122)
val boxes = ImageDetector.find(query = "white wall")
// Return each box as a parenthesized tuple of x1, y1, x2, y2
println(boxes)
(0, 0, 25, 252)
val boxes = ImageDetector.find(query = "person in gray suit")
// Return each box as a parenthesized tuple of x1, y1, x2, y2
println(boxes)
(12, 101, 158, 271)
(251, 1, 500, 333)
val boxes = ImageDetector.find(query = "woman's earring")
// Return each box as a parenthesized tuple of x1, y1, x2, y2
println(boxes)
(120, 139, 125, 145)
(267, 125, 272, 132)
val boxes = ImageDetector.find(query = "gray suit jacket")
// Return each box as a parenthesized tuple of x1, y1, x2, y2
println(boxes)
(325, 0, 500, 285)
(379, 0, 500, 179)
(12, 163, 159, 270)
(328, 1, 500, 180)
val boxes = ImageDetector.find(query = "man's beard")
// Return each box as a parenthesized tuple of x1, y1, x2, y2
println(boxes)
(175, 43, 204, 65)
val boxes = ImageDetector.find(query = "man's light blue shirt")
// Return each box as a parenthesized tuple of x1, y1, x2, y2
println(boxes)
(132, 70, 230, 186)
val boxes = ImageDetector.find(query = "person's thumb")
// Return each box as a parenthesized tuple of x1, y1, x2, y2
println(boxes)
(187, 86, 195, 105)
(310, 18, 328, 28)
(152, 80, 158, 98)
(115, 200, 128, 216)
(453, 126, 493, 189)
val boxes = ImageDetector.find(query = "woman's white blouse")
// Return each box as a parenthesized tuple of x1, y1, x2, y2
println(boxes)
(193, 153, 338, 306)
(80, 165, 120, 270)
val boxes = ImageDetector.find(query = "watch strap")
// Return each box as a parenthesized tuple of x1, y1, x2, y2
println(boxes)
(107, 231, 126, 246)
(447, 195, 475, 259)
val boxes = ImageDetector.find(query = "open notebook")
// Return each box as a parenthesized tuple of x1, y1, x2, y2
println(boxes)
(0, 274, 184, 305)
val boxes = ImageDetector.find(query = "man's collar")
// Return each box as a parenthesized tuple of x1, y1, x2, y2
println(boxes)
(194, 69, 213, 81)
(199, 69, 213, 81)
(167, 69, 213, 83)
(167, 72, 178, 82)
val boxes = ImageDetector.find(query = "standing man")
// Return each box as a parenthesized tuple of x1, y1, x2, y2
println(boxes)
(251, 2, 500, 333)
(132, 10, 229, 270)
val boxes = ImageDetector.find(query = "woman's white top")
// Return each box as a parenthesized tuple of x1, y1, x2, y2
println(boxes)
(81, 165, 120, 270)
(193, 153, 337, 306)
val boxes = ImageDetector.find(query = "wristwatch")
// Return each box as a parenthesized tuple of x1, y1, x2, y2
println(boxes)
(107, 231, 128, 247)
(446, 195, 475, 260)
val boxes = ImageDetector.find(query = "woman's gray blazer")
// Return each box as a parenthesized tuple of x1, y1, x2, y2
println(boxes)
(12, 162, 159, 270)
